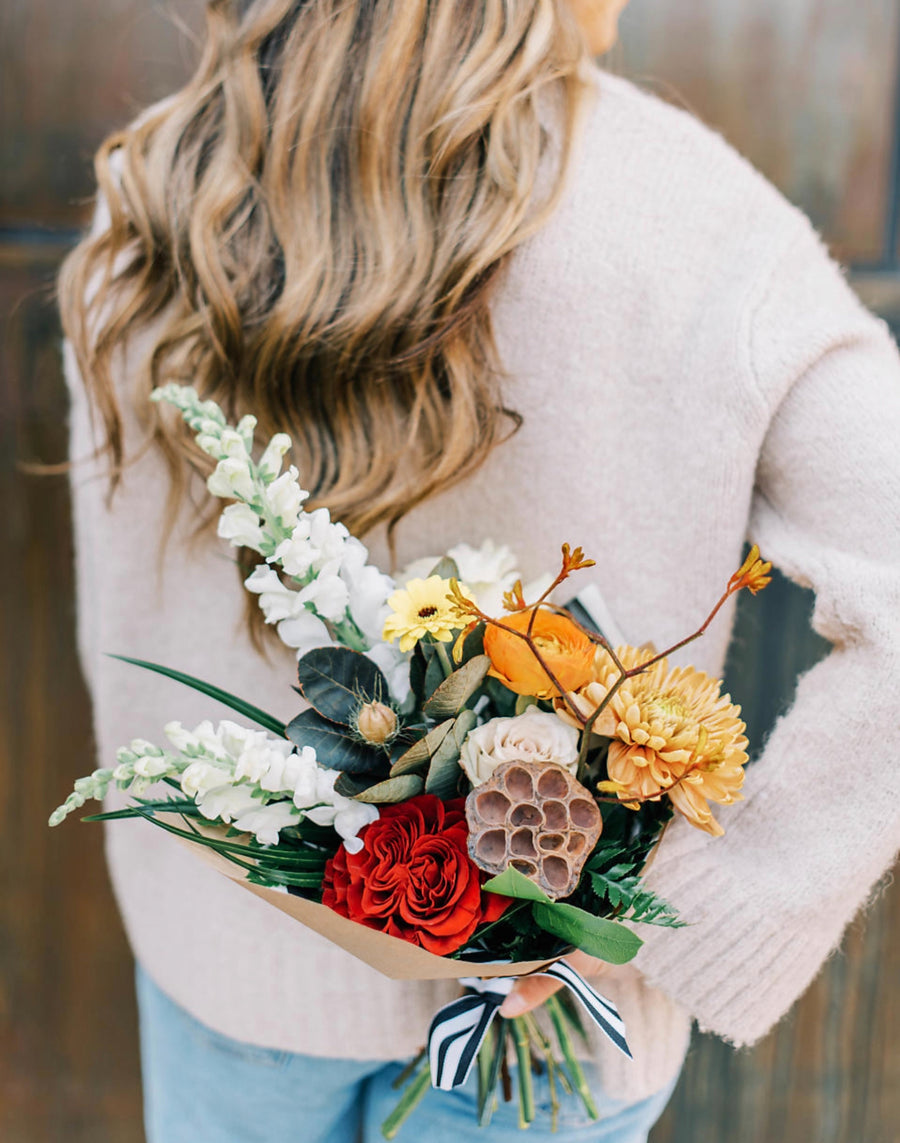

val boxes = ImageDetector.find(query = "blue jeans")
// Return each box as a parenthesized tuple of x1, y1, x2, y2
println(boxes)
(136, 965, 675, 1142)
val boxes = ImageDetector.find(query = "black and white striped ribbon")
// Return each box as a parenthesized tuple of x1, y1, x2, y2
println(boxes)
(427, 960, 632, 1092)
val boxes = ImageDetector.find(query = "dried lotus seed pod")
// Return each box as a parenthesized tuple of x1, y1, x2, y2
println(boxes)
(465, 760, 602, 900)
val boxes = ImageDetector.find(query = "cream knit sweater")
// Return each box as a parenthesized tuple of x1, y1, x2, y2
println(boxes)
(65, 66, 900, 1103)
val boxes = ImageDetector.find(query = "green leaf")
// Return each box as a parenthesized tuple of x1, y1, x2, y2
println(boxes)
(531, 902, 643, 964)
(390, 720, 454, 776)
(286, 709, 383, 774)
(482, 866, 553, 904)
(107, 655, 286, 737)
(296, 647, 389, 727)
(425, 708, 477, 798)
(352, 773, 425, 804)
(514, 694, 539, 716)
(422, 655, 491, 718)
(428, 556, 460, 580)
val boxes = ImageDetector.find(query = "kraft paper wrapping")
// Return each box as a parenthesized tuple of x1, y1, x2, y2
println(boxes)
(167, 817, 561, 982)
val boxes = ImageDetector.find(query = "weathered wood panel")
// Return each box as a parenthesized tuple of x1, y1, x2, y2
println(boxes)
(0, 253, 142, 1143)
(614, 0, 900, 264)
(0, 0, 203, 228)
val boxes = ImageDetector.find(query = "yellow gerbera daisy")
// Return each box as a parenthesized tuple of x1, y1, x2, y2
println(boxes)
(559, 645, 748, 836)
(382, 576, 471, 653)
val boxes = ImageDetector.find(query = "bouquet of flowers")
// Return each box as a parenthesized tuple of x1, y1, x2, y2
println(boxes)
(51, 385, 771, 1136)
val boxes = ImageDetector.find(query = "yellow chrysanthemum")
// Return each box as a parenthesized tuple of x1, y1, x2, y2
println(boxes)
(382, 576, 471, 653)
(559, 645, 748, 836)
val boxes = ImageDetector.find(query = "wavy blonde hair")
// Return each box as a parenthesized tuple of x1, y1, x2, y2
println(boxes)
(59, 0, 589, 549)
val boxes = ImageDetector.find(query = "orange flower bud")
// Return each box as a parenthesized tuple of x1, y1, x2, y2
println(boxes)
(483, 609, 595, 699)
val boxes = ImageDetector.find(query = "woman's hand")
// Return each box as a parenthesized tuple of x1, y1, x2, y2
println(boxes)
(499, 951, 609, 1018)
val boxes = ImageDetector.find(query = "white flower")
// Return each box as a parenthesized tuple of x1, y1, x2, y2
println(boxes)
(274, 509, 350, 580)
(219, 721, 275, 760)
(297, 569, 350, 622)
(333, 802, 379, 853)
(244, 565, 306, 624)
(258, 433, 292, 481)
(234, 743, 283, 784)
(182, 760, 233, 799)
(449, 540, 519, 590)
(257, 746, 319, 802)
(342, 541, 394, 644)
(262, 467, 306, 528)
(164, 721, 198, 754)
(132, 753, 171, 779)
(218, 428, 250, 461)
(275, 611, 332, 654)
(459, 710, 580, 787)
(207, 456, 256, 502)
(365, 641, 412, 706)
(218, 503, 266, 551)
(196, 784, 259, 823)
(233, 801, 302, 846)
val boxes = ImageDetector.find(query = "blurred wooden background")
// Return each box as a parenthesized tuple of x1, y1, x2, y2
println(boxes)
(2, 2, 899, 1140)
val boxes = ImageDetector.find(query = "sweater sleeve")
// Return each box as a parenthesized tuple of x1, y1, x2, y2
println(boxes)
(629, 216, 900, 1047)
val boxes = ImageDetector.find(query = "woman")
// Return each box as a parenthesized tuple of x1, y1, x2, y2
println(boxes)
(58, 1, 900, 1140)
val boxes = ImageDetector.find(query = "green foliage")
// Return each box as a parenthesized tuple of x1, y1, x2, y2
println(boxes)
(531, 901, 643, 964)
(422, 655, 491, 718)
(582, 840, 685, 929)
(286, 709, 384, 774)
(390, 720, 454, 776)
(352, 774, 425, 804)
(296, 647, 389, 726)
(107, 655, 287, 737)
(424, 708, 477, 798)
(483, 866, 553, 904)
(427, 556, 460, 580)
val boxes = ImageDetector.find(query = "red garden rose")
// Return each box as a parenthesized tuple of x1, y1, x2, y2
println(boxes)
(321, 794, 510, 955)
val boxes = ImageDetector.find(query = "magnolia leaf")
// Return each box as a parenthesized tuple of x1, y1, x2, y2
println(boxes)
(286, 709, 383, 774)
(352, 774, 425, 804)
(296, 647, 389, 727)
(423, 655, 491, 718)
(425, 708, 477, 798)
(334, 772, 375, 798)
(483, 866, 553, 904)
(390, 720, 454, 776)
(428, 556, 460, 580)
(531, 902, 643, 965)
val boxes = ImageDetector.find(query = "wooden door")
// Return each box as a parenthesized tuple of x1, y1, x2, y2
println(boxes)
(1, 3, 898, 1140)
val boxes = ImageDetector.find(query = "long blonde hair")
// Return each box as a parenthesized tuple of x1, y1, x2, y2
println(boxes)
(59, 0, 589, 546)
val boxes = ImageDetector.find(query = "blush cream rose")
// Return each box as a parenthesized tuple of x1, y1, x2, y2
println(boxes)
(459, 709, 580, 787)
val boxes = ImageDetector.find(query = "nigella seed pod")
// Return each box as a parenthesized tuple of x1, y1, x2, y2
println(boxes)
(355, 701, 398, 745)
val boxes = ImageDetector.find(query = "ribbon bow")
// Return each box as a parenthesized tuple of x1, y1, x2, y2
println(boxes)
(428, 959, 631, 1092)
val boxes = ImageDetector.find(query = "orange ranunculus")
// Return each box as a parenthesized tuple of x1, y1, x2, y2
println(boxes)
(483, 609, 595, 699)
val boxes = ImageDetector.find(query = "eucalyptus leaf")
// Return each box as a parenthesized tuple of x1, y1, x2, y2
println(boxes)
(425, 708, 477, 798)
(531, 902, 643, 965)
(423, 655, 491, 718)
(424, 648, 446, 702)
(296, 647, 389, 726)
(107, 655, 287, 737)
(390, 720, 454, 776)
(482, 866, 553, 904)
(428, 556, 460, 580)
(286, 709, 384, 774)
(353, 774, 425, 804)
(514, 694, 539, 716)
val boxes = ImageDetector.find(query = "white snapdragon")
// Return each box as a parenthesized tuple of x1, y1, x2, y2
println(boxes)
(218, 503, 266, 551)
(232, 802, 304, 847)
(258, 433, 292, 481)
(53, 715, 379, 851)
(152, 384, 403, 666)
(262, 467, 307, 529)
